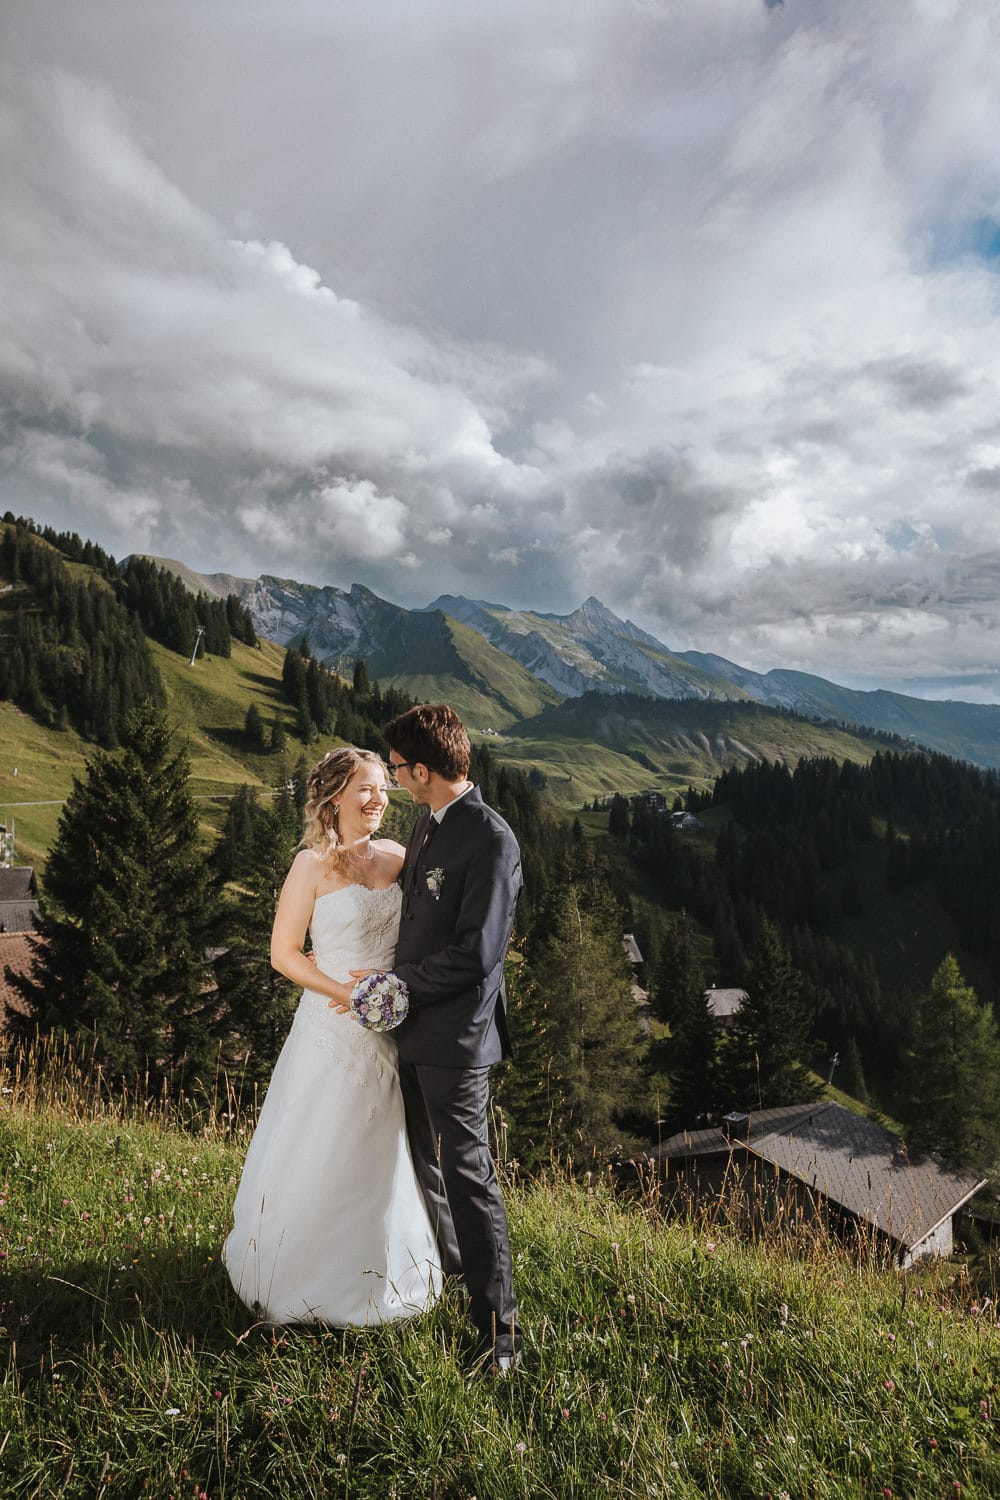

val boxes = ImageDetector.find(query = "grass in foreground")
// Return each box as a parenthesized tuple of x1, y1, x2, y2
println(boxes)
(2, 1039, 999, 1499)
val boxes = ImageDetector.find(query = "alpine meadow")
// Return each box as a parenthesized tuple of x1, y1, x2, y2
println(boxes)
(3, 512, 1000, 1500)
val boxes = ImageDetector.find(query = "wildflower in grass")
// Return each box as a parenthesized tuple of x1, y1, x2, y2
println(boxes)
(165, 1407, 181, 1417)
(515, 1442, 527, 1456)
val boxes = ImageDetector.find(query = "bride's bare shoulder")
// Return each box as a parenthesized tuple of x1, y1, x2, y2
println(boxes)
(374, 838, 406, 858)
(373, 838, 406, 875)
(285, 846, 327, 888)
(291, 846, 327, 872)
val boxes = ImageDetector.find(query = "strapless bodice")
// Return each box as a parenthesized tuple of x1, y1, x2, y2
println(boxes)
(294, 882, 403, 1071)
(309, 882, 402, 982)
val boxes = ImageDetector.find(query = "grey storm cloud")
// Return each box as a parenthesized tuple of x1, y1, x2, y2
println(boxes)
(863, 358, 972, 413)
(3, 0, 1000, 689)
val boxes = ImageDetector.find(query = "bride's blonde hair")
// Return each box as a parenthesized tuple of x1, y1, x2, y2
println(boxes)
(301, 746, 388, 866)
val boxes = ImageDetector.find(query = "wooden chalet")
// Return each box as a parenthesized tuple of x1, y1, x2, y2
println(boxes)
(656, 1101, 985, 1268)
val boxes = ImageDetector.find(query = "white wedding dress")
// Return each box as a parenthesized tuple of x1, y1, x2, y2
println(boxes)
(223, 883, 442, 1325)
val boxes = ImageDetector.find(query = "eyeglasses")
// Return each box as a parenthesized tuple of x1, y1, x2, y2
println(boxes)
(387, 759, 419, 783)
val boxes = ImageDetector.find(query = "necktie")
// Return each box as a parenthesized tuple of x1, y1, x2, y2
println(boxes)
(418, 816, 438, 860)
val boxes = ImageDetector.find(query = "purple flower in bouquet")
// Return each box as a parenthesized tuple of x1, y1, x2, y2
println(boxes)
(349, 970, 410, 1032)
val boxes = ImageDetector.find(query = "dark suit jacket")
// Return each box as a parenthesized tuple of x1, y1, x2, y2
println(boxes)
(392, 786, 522, 1068)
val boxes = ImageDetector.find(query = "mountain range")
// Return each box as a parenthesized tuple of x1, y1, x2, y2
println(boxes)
(148, 558, 1000, 770)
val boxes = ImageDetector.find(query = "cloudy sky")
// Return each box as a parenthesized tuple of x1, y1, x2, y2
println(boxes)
(3, 0, 1000, 698)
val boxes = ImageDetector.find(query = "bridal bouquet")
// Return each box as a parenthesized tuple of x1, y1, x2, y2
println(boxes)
(349, 970, 410, 1032)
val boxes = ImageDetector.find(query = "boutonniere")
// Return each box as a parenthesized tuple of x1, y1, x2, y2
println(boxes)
(426, 867, 445, 900)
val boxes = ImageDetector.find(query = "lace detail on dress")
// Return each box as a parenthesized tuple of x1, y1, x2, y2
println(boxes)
(223, 868, 441, 1326)
(292, 883, 402, 1088)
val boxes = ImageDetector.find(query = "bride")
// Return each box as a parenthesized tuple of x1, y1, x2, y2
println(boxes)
(223, 746, 442, 1325)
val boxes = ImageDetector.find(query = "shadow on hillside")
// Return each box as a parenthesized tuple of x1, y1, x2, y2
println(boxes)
(201, 725, 255, 752)
(239, 670, 286, 692)
(4, 1247, 251, 1377)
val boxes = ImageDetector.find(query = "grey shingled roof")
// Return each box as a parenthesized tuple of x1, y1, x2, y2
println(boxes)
(706, 987, 747, 1020)
(658, 1101, 985, 1251)
(750, 1101, 985, 1250)
(0, 868, 37, 901)
(0, 869, 40, 933)
(0, 903, 40, 933)
(657, 1104, 818, 1159)
(622, 933, 643, 965)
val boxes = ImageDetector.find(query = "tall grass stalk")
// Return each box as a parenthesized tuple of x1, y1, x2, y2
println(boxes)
(2, 1037, 999, 1498)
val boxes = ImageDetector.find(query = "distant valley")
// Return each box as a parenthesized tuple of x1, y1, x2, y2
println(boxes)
(153, 557, 1000, 771)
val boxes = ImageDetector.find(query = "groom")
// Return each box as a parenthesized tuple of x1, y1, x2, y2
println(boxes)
(380, 703, 522, 1374)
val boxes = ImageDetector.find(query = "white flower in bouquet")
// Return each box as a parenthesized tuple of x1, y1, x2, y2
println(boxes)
(349, 971, 410, 1032)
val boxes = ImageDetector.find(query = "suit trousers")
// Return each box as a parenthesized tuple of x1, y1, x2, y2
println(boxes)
(398, 1060, 520, 1359)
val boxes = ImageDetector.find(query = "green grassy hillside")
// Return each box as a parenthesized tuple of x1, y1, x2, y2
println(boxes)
(0, 705, 93, 868)
(370, 613, 562, 730)
(1, 637, 296, 868)
(769, 670, 1000, 768)
(0, 523, 968, 863)
(506, 693, 899, 807)
(3, 1052, 998, 1500)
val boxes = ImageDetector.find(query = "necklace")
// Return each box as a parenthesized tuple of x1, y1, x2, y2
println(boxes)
(345, 840, 379, 889)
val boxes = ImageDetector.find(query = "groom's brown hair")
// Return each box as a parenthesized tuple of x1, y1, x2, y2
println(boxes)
(383, 703, 471, 781)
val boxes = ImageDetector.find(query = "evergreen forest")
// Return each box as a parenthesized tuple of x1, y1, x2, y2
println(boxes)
(4, 512, 1000, 1186)
(0, 515, 256, 744)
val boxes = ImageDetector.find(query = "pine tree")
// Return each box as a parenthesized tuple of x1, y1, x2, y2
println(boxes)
(491, 955, 568, 1174)
(269, 714, 287, 754)
(352, 658, 371, 699)
(213, 800, 299, 1092)
(13, 701, 224, 1093)
(712, 892, 746, 984)
(726, 917, 819, 1110)
(896, 954, 1000, 1174)
(652, 912, 702, 1027)
(522, 880, 648, 1161)
(658, 914, 722, 1128)
(244, 702, 267, 751)
(608, 794, 630, 840)
(840, 1035, 869, 1104)
(211, 784, 261, 883)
